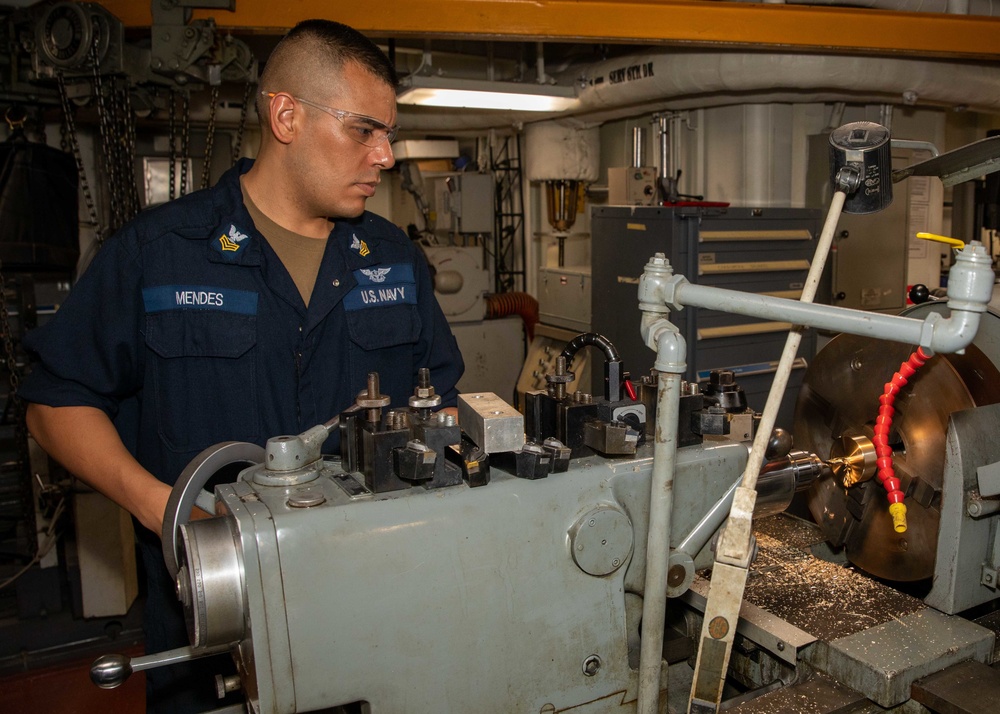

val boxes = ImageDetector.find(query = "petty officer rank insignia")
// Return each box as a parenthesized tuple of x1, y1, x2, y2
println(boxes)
(350, 233, 370, 257)
(344, 264, 417, 310)
(142, 285, 259, 315)
(214, 224, 251, 257)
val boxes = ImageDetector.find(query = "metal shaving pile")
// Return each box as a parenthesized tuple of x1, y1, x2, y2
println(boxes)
(741, 516, 924, 641)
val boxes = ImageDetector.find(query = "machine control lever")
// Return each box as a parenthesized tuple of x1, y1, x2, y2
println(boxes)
(91, 644, 230, 689)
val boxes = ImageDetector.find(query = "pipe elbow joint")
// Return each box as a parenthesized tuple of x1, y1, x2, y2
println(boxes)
(923, 308, 982, 354)
(918, 244, 994, 354)
(652, 327, 687, 375)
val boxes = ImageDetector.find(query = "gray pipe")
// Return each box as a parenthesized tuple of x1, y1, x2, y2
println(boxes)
(633, 126, 646, 168)
(637, 322, 686, 714)
(643, 242, 994, 355)
(657, 115, 670, 181)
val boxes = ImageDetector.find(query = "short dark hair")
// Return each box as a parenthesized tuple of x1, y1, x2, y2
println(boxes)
(256, 20, 396, 126)
(273, 19, 396, 88)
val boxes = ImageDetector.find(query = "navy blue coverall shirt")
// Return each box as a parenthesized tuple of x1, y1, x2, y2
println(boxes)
(19, 159, 464, 713)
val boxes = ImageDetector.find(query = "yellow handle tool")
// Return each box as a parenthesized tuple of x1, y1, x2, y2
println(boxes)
(916, 232, 965, 249)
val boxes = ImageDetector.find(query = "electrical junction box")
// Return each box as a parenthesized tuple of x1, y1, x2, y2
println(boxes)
(434, 172, 495, 234)
(607, 166, 658, 205)
(538, 265, 591, 333)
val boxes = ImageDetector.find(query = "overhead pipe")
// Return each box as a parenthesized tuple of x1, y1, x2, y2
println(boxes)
(396, 51, 1000, 132)
(573, 52, 1000, 115)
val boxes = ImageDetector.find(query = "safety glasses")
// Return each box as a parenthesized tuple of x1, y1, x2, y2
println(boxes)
(262, 92, 398, 147)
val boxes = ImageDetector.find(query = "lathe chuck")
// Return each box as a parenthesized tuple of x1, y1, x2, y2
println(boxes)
(794, 332, 999, 581)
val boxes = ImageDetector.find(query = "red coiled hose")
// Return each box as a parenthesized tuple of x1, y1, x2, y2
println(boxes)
(872, 347, 931, 533)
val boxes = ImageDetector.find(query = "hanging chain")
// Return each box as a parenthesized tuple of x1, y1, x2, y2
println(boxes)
(115, 77, 140, 219)
(101, 73, 140, 230)
(55, 72, 104, 244)
(88, 34, 124, 234)
(0, 265, 29, 480)
(106, 77, 126, 220)
(57, 22, 139, 246)
(179, 93, 190, 196)
(120, 80, 139, 218)
(231, 78, 256, 165)
(58, 112, 69, 153)
(168, 90, 177, 201)
(0, 109, 31, 534)
(0, 266, 35, 557)
(200, 83, 220, 190)
(0, 269, 23, 408)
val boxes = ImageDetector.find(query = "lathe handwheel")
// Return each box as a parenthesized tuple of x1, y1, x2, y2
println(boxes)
(162, 441, 264, 580)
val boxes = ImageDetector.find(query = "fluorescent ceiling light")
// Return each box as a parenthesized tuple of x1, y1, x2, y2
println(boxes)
(397, 76, 580, 112)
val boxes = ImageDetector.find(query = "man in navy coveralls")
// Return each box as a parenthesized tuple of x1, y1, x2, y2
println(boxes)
(21, 19, 463, 713)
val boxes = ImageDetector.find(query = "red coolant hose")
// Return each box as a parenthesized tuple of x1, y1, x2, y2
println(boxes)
(873, 347, 932, 533)
(485, 292, 539, 340)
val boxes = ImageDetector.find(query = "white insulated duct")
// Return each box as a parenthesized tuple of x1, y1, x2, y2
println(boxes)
(396, 51, 1000, 132)
(523, 120, 601, 181)
(572, 52, 1000, 116)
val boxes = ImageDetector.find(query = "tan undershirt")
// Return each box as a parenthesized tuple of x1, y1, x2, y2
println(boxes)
(241, 176, 328, 307)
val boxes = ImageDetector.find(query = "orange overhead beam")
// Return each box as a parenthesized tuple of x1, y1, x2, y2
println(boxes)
(95, 0, 1000, 61)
